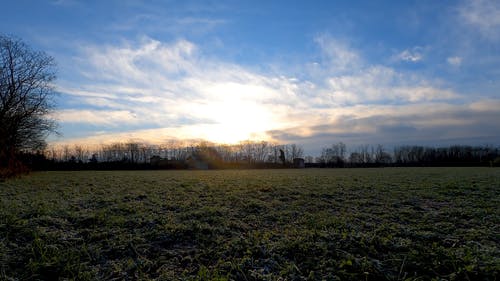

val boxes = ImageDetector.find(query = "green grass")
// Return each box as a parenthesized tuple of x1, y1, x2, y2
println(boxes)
(1, 168, 499, 280)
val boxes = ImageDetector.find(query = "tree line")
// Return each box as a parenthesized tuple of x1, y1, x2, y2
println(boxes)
(317, 142, 500, 167)
(14, 141, 498, 171)
(27, 140, 304, 170)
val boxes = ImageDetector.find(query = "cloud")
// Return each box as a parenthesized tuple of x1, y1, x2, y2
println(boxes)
(308, 37, 458, 106)
(53, 36, 499, 152)
(447, 56, 462, 67)
(51, 0, 79, 6)
(57, 37, 302, 144)
(314, 35, 361, 73)
(105, 3, 227, 36)
(395, 47, 424, 62)
(459, 0, 500, 40)
(80, 38, 197, 84)
(266, 101, 500, 150)
(55, 109, 140, 126)
(324, 66, 456, 105)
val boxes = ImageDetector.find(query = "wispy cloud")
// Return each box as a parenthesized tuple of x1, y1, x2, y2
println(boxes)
(459, 0, 500, 40)
(54, 35, 499, 151)
(324, 66, 456, 105)
(105, 2, 228, 36)
(395, 47, 424, 63)
(314, 35, 361, 74)
(55, 109, 139, 126)
(57, 37, 299, 144)
(50, 0, 79, 6)
(267, 102, 500, 148)
(447, 56, 462, 67)
(307, 37, 457, 106)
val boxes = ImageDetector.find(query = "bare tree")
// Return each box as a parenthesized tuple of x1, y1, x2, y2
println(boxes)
(375, 144, 392, 164)
(126, 141, 140, 163)
(268, 143, 283, 164)
(289, 144, 304, 160)
(320, 142, 346, 166)
(349, 152, 363, 164)
(0, 35, 56, 169)
(359, 145, 372, 163)
(254, 141, 269, 162)
(74, 145, 85, 163)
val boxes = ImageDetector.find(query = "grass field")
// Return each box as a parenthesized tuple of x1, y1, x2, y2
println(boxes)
(0, 168, 499, 280)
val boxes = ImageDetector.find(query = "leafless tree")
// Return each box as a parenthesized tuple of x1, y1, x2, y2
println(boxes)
(289, 143, 304, 160)
(74, 145, 85, 163)
(0, 35, 56, 168)
(375, 144, 392, 164)
(304, 155, 314, 163)
(319, 142, 346, 165)
(126, 141, 140, 163)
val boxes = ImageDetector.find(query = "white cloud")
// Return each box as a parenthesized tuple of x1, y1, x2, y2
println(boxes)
(447, 56, 462, 67)
(459, 0, 500, 40)
(314, 35, 361, 73)
(58, 38, 304, 143)
(81, 38, 197, 84)
(54, 36, 498, 149)
(395, 47, 424, 62)
(321, 64, 455, 105)
(55, 109, 139, 126)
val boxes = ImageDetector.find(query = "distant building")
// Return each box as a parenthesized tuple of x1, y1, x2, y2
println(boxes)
(293, 158, 305, 168)
(186, 155, 209, 170)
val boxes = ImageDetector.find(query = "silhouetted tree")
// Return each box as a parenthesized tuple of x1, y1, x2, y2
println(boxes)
(279, 149, 285, 165)
(304, 155, 314, 163)
(320, 142, 346, 166)
(288, 143, 304, 160)
(374, 144, 392, 164)
(126, 141, 140, 163)
(0, 35, 56, 175)
(349, 152, 363, 165)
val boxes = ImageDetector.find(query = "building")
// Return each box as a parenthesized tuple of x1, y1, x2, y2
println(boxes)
(293, 158, 305, 168)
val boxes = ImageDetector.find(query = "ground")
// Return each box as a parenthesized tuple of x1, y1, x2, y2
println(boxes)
(0, 168, 499, 280)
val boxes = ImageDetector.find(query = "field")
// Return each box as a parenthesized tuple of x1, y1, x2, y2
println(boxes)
(0, 168, 499, 280)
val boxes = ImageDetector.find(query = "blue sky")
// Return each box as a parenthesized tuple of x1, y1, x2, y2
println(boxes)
(2, 0, 500, 155)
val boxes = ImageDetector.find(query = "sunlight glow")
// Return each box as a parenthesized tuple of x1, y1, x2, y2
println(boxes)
(188, 98, 275, 144)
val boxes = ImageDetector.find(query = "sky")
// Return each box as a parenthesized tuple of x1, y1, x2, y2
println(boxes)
(2, 0, 500, 155)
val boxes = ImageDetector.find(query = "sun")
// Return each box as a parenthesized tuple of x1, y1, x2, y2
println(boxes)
(171, 81, 288, 144)
(195, 99, 275, 144)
